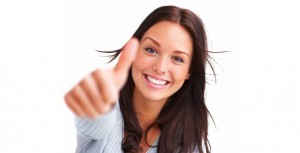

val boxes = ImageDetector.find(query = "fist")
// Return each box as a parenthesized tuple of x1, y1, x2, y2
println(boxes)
(64, 38, 139, 118)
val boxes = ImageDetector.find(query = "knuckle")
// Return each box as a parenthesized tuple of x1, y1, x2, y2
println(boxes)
(92, 68, 102, 78)
(64, 95, 74, 110)
(81, 75, 91, 86)
(72, 86, 81, 97)
(64, 93, 72, 104)
(64, 93, 69, 102)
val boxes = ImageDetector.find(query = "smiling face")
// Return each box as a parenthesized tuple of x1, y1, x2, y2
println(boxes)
(131, 21, 193, 104)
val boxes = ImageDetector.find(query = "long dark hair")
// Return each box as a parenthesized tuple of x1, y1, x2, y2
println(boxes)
(101, 5, 214, 153)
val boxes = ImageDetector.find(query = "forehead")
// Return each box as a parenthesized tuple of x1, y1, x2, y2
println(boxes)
(141, 21, 193, 54)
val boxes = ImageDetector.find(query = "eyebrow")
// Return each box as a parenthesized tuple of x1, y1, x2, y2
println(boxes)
(143, 37, 190, 58)
(174, 50, 190, 58)
(144, 37, 160, 47)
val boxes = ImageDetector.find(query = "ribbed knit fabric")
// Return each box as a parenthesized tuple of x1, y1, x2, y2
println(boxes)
(75, 102, 158, 153)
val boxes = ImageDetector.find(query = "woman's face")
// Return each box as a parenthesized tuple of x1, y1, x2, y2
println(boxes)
(132, 21, 193, 103)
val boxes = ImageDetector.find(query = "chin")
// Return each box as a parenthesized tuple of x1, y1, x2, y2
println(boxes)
(140, 90, 171, 102)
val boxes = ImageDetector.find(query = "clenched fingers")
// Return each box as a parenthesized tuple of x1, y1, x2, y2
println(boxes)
(92, 69, 119, 105)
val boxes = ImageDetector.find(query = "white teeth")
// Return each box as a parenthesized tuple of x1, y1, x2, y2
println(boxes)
(147, 75, 167, 85)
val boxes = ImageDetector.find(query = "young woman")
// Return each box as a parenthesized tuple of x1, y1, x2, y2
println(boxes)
(65, 5, 214, 153)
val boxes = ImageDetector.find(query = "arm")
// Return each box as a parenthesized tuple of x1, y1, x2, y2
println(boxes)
(75, 101, 119, 140)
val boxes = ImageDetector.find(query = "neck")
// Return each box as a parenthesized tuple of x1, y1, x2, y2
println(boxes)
(133, 88, 167, 131)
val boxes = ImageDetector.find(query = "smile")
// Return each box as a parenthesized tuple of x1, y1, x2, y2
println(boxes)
(144, 74, 170, 88)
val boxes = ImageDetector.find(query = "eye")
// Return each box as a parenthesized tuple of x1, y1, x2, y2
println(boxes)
(172, 56, 184, 63)
(144, 48, 158, 54)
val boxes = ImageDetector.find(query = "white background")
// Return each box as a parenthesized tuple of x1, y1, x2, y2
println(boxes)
(0, 0, 299, 153)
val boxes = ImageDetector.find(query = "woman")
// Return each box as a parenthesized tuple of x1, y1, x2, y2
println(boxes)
(65, 5, 214, 153)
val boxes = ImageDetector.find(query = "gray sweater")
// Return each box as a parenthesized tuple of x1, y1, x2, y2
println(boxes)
(75, 102, 159, 153)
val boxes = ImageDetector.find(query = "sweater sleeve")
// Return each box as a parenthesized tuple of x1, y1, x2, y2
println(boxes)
(75, 101, 120, 140)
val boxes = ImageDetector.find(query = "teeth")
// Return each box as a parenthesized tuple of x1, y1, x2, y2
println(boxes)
(147, 75, 167, 85)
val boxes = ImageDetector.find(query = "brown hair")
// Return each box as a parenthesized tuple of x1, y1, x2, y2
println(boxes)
(103, 5, 214, 153)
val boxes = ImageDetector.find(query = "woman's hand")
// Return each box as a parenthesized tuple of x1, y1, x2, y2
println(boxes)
(64, 38, 139, 118)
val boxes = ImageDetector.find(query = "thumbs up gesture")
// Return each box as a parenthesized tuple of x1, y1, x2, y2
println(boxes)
(64, 38, 139, 118)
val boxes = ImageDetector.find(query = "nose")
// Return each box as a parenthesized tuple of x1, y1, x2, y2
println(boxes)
(152, 57, 167, 74)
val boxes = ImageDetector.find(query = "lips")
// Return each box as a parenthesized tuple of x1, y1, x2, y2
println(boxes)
(144, 74, 170, 88)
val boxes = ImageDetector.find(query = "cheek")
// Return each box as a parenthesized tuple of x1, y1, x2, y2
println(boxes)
(131, 63, 140, 87)
(131, 60, 141, 79)
(132, 58, 144, 72)
(133, 51, 154, 69)
(133, 50, 146, 65)
(131, 55, 149, 78)
(172, 67, 190, 82)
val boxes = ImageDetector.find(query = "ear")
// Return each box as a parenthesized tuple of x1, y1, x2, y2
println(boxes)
(185, 73, 190, 80)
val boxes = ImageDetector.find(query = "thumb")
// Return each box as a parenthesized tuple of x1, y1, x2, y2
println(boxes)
(114, 37, 139, 87)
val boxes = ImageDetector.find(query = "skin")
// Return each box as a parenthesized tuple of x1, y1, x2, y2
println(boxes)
(132, 21, 193, 152)
(64, 21, 193, 153)
(64, 38, 139, 118)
